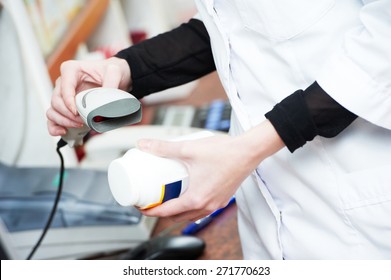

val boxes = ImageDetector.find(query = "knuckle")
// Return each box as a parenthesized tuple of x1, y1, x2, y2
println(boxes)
(203, 199, 225, 214)
(47, 123, 56, 136)
(189, 196, 205, 210)
(60, 60, 77, 73)
(205, 204, 218, 214)
(50, 94, 58, 106)
(59, 61, 70, 72)
(178, 143, 192, 158)
(45, 109, 52, 120)
(50, 95, 63, 112)
(55, 77, 62, 87)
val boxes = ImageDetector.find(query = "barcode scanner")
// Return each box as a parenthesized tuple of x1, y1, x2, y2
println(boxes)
(62, 87, 142, 147)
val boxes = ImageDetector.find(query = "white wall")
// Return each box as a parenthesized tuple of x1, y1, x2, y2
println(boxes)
(0, 0, 78, 167)
(120, 0, 197, 38)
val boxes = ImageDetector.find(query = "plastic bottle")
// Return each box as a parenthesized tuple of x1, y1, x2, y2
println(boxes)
(108, 131, 213, 209)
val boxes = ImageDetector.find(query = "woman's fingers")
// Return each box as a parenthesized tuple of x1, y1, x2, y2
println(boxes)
(59, 61, 82, 115)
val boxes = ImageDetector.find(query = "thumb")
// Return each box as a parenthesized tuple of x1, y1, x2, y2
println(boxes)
(137, 139, 183, 159)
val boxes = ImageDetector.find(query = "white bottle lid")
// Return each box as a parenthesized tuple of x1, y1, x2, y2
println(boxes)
(108, 157, 140, 206)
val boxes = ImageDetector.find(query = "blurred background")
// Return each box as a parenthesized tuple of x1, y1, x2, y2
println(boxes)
(0, 0, 199, 168)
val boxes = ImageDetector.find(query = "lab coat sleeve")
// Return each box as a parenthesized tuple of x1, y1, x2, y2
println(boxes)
(316, 0, 391, 129)
(115, 18, 215, 99)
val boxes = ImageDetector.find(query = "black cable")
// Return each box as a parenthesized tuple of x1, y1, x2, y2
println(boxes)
(26, 139, 67, 260)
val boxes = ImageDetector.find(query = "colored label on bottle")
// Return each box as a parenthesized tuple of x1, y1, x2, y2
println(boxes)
(162, 180, 183, 203)
(141, 180, 183, 210)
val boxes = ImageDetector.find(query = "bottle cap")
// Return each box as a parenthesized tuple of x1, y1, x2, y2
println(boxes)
(108, 157, 139, 206)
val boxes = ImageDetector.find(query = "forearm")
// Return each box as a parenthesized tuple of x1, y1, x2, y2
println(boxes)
(236, 120, 285, 169)
(115, 18, 215, 99)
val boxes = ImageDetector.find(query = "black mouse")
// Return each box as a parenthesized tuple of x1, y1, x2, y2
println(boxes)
(121, 235, 205, 260)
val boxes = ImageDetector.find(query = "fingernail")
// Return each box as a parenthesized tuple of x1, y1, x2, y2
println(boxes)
(72, 107, 78, 115)
(71, 122, 84, 128)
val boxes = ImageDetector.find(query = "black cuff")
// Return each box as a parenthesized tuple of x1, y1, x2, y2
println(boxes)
(265, 89, 317, 153)
(265, 82, 357, 153)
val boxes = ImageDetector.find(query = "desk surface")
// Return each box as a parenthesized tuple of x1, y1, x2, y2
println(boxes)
(152, 203, 243, 260)
(149, 72, 243, 260)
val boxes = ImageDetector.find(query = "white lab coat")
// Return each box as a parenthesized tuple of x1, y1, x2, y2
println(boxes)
(195, 0, 391, 259)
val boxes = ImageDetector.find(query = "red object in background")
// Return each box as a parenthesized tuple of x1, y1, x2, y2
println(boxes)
(75, 145, 86, 162)
(130, 30, 147, 44)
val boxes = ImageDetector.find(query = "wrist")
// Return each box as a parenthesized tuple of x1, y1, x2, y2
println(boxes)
(107, 57, 132, 91)
(236, 120, 285, 167)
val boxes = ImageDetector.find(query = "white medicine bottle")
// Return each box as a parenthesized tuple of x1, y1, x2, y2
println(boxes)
(108, 131, 213, 209)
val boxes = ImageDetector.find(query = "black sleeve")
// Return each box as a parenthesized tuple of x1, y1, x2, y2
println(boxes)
(265, 82, 358, 153)
(115, 18, 215, 99)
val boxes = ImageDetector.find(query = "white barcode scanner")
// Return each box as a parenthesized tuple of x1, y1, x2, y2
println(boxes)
(62, 87, 142, 147)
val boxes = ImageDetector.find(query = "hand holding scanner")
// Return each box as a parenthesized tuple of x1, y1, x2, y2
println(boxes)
(62, 88, 142, 147)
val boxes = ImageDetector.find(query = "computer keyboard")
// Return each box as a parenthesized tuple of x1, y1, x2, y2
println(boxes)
(152, 99, 231, 132)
